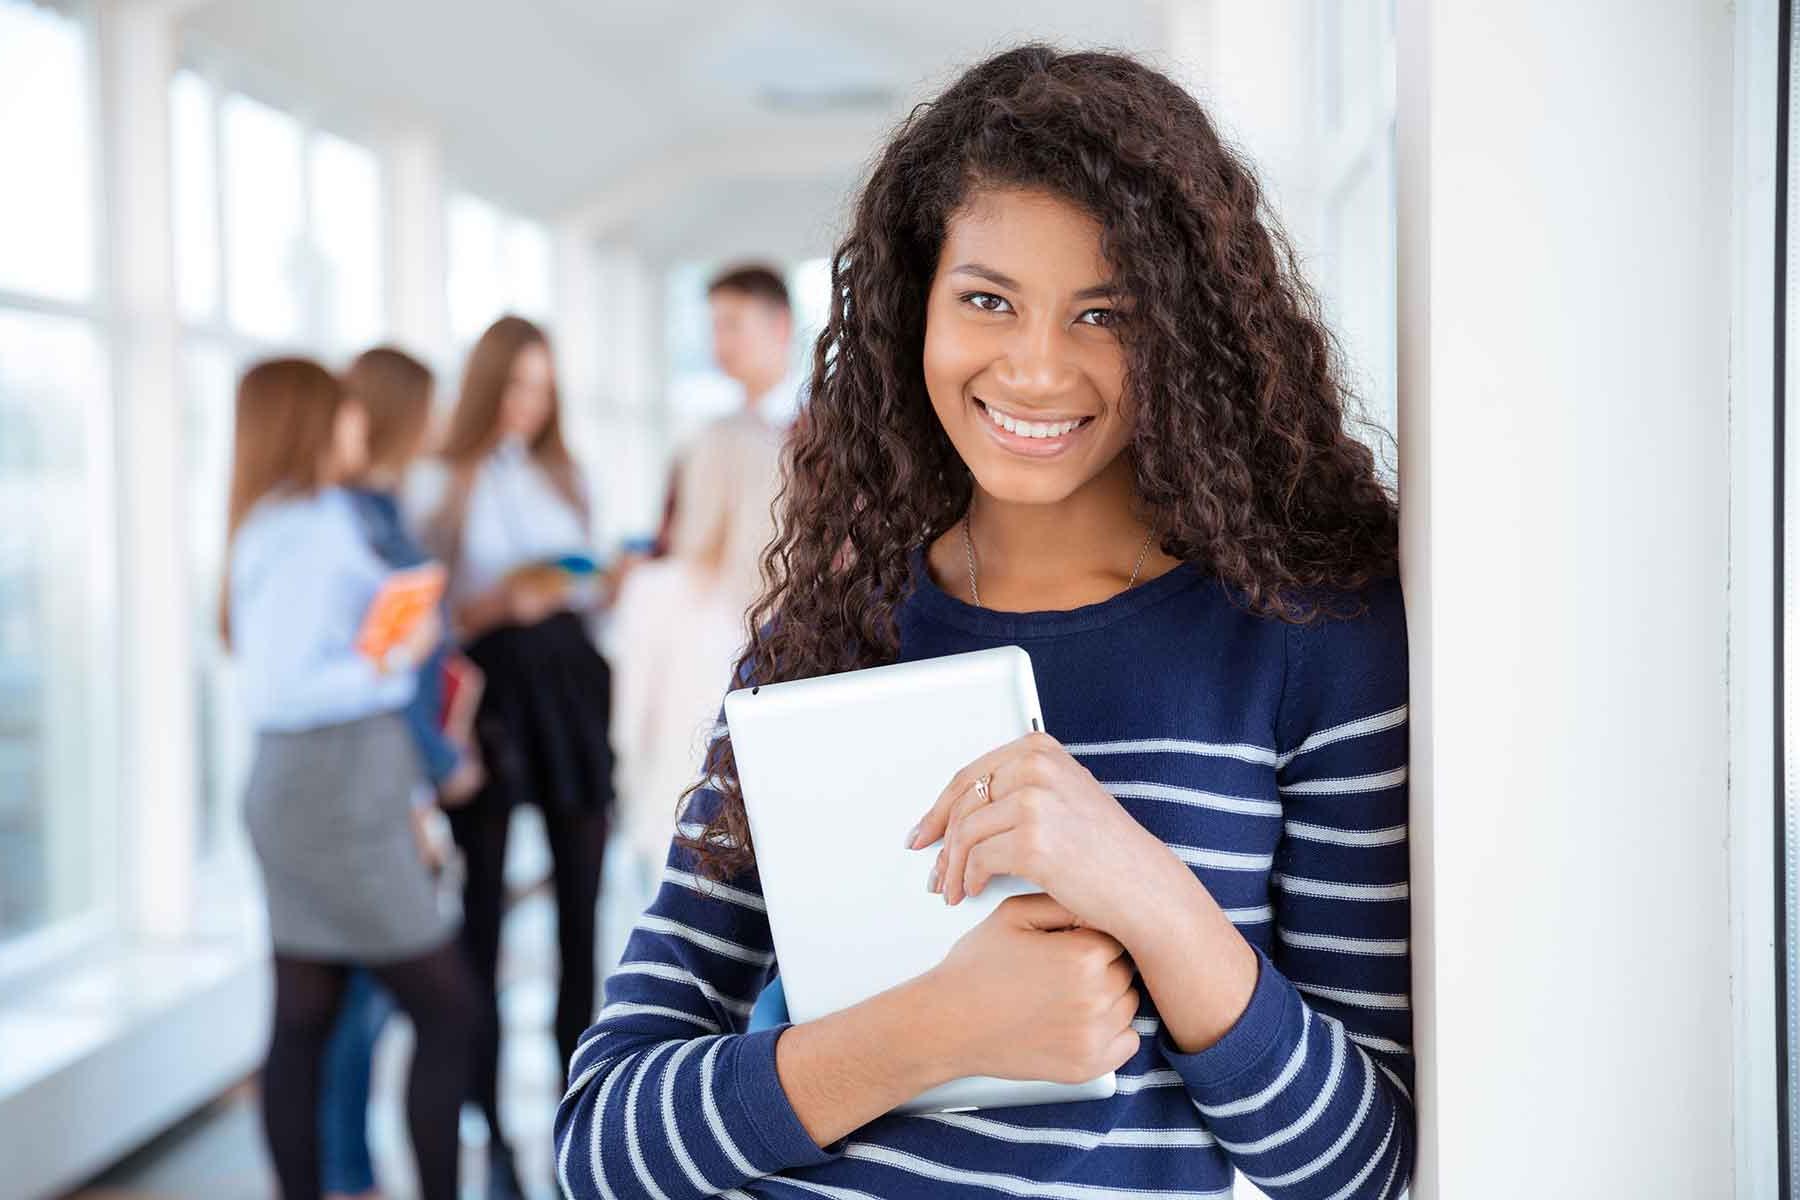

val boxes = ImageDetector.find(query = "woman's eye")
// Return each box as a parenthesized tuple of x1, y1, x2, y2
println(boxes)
(1077, 308, 1116, 328)
(962, 291, 1011, 313)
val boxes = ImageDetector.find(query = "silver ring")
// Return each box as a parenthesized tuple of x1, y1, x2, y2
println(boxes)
(973, 773, 992, 804)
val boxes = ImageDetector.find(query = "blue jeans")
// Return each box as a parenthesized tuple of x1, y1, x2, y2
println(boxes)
(319, 969, 393, 1194)
(404, 643, 460, 787)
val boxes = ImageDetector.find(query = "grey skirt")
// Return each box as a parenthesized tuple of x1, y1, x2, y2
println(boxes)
(244, 712, 457, 963)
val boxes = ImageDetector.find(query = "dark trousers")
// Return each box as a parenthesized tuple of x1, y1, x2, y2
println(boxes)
(453, 611, 614, 1142)
(447, 792, 607, 1139)
(262, 943, 474, 1200)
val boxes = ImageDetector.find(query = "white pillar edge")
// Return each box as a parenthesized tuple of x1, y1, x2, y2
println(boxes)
(97, 0, 196, 939)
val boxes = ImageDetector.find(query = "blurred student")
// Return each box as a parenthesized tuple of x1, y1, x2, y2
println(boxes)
(607, 423, 782, 925)
(314, 347, 476, 1200)
(708, 263, 804, 429)
(414, 316, 613, 1200)
(224, 359, 473, 1200)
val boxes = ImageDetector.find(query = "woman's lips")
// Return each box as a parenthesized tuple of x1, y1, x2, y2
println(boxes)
(974, 397, 1095, 459)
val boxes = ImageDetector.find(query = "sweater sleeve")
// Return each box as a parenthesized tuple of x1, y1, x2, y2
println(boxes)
(553, 779, 839, 1199)
(1157, 576, 1415, 1199)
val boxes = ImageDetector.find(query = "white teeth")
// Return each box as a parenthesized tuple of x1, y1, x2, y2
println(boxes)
(981, 402, 1086, 439)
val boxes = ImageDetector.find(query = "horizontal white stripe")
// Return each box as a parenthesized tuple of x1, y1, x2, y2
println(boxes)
(1274, 873, 1410, 902)
(1197, 1007, 1311, 1118)
(1377, 1142, 1403, 1200)
(1131, 1016, 1161, 1036)
(660, 1038, 714, 1195)
(664, 867, 768, 912)
(1247, 1060, 1375, 1188)
(1070, 737, 1277, 768)
(596, 1001, 723, 1032)
(1374, 1057, 1414, 1106)
(843, 1141, 1230, 1198)
(609, 960, 756, 1018)
(1106, 780, 1282, 818)
(637, 915, 775, 966)
(1296, 982, 1411, 1011)
(1222, 904, 1274, 925)
(772, 1176, 886, 1200)
(1347, 1031, 1413, 1057)
(1315, 1015, 1415, 1108)
(1283, 820, 1408, 847)
(562, 1057, 607, 1106)
(1169, 843, 1275, 872)
(623, 1042, 677, 1200)
(1112, 1068, 1185, 1094)
(1280, 765, 1408, 796)
(1216, 1017, 1345, 1156)
(699, 1039, 760, 1177)
(1322, 1111, 1397, 1200)
(1278, 927, 1409, 956)
(922, 1110, 1217, 1149)
(587, 1057, 625, 1200)
(1276, 705, 1409, 769)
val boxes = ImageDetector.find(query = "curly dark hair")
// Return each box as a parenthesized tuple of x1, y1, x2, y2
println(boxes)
(681, 44, 1399, 880)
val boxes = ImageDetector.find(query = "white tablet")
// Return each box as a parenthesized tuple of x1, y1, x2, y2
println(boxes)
(723, 645, 1117, 1114)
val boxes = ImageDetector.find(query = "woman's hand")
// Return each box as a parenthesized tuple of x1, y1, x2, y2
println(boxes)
(908, 731, 1176, 943)
(387, 609, 443, 673)
(506, 575, 566, 626)
(924, 893, 1142, 1085)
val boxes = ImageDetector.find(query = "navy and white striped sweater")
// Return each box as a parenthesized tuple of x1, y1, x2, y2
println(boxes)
(557, 550, 1413, 1198)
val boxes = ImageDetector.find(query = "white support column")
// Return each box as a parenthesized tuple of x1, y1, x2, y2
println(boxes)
(382, 127, 450, 370)
(583, 238, 664, 547)
(97, 0, 194, 938)
(554, 219, 605, 433)
(1396, 2, 1737, 1195)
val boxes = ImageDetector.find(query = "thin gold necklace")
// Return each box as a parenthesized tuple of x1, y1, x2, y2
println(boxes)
(960, 511, 1155, 608)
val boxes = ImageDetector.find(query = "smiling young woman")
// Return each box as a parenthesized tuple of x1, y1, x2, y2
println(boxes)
(557, 45, 1410, 1200)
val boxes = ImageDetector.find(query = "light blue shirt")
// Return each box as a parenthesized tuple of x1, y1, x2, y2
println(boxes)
(230, 486, 416, 733)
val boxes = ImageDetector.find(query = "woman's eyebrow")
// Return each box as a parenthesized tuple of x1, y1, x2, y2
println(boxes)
(948, 262, 1022, 290)
(949, 262, 1119, 300)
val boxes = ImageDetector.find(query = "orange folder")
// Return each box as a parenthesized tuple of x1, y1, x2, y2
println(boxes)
(356, 563, 447, 663)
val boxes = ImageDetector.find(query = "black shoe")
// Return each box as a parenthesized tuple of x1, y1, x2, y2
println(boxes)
(488, 1142, 526, 1200)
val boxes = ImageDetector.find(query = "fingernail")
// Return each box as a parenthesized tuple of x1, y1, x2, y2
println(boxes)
(905, 824, 920, 849)
(927, 862, 941, 893)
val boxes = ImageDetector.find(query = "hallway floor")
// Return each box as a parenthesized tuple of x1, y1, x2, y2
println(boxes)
(63, 811, 587, 1200)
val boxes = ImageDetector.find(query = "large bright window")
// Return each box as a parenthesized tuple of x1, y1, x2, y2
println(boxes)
(0, 312, 115, 941)
(171, 70, 220, 325)
(0, 1, 114, 947)
(221, 92, 306, 343)
(310, 132, 383, 351)
(0, 0, 95, 303)
(447, 190, 554, 344)
(173, 71, 390, 854)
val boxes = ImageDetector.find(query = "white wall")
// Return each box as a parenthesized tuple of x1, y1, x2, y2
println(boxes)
(1397, 1, 1738, 1195)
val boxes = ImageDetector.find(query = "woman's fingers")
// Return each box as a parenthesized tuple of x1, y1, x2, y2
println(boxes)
(960, 828, 1024, 900)
(910, 734, 1039, 850)
(938, 787, 1013, 903)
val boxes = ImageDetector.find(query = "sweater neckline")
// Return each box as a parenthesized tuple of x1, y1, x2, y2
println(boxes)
(905, 544, 1206, 638)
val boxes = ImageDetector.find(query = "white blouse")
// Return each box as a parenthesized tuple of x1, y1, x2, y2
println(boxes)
(407, 437, 596, 606)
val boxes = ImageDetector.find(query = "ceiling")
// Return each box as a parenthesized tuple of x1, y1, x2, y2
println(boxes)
(179, 0, 1172, 260)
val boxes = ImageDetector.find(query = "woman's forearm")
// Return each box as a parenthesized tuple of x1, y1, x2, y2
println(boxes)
(453, 585, 512, 641)
(774, 971, 965, 1147)
(1120, 855, 1259, 1054)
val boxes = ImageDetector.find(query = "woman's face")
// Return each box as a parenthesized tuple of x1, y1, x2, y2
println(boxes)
(328, 401, 369, 482)
(500, 342, 556, 440)
(923, 187, 1134, 507)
